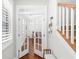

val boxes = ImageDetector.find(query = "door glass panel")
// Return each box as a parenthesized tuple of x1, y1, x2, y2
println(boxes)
(36, 44, 38, 50)
(39, 38, 42, 44)
(36, 38, 38, 43)
(35, 34, 42, 51)
(25, 38, 27, 49)
(39, 45, 42, 51)
(36, 32, 38, 37)
(39, 32, 42, 37)
(25, 38, 27, 43)
(32, 31, 34, 37)
(25, 44, 27, 49)
(21, 45, 24, 52)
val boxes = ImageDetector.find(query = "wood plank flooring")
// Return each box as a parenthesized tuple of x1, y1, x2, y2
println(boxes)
(19, 54, 44, 59)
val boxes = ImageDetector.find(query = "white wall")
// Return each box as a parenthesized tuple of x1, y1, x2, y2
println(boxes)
(47, 0, 57, 45)
(48, 0, 57, 30)
(2, 41, 14, 59)
(2, 0, 15, 59)
(13, 0, 16, 58)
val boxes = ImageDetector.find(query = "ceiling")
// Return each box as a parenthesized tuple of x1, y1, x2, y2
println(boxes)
(15, 0, 48, 5)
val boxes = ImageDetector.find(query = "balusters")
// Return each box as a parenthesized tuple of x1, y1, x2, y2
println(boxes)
(71, 8, 75, 44)
(62, 6, 65, 35)
(58, 3, 76, 44)
(66, 7, 69, 39)
(58, 6, 62, 31)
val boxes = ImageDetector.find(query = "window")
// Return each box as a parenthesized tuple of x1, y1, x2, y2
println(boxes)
(2, 7, 9, 41)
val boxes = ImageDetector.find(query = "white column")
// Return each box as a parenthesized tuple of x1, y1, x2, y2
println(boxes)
(59, 6, 62, 31)
(71, 8, 74, 44)
(62, 6, 65, 35)
(66, 7, 69, 39)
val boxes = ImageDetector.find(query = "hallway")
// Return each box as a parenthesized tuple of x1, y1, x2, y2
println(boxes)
(2, 0, 76, 59)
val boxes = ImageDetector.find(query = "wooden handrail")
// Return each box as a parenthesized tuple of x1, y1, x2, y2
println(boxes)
(58, 3, 76, 9)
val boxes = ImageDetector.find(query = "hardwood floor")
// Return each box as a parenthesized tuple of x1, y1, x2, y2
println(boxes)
(19, 54, 44, 59)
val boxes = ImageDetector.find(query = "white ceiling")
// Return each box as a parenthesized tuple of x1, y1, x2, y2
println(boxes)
(15, 0, 48, 5)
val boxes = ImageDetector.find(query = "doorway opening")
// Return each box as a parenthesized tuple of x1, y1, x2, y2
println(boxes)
(29, 38, 34, 55)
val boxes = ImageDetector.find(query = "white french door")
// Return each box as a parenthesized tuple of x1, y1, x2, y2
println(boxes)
(34, 37, 42, 56)
(16, 5, 47, 58)
(33, 15, 44, 57)
(16, 16, 29, 58)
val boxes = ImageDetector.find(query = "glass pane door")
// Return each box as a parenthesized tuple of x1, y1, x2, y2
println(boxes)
(34, 32, 42, 57)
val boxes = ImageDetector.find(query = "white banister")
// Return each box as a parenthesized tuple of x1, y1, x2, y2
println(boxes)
(71, 8, 74, 44)
(66, 7, 69, 39)
(59, 6, 62, 31)
(62, 6, 65, 35)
